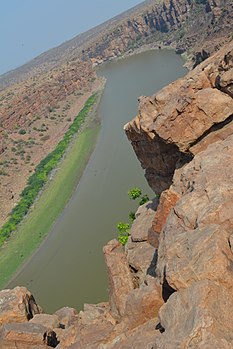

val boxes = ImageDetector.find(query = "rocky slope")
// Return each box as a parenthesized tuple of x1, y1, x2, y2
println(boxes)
(125, 39, 233, 347)
(84, 0, 233, 68)
(0, 59, 99, 225)
(0, 0, 232, 227)
(0, 36, 232, 349)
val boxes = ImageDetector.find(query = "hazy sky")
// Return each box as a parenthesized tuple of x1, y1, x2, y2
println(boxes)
(0, 0, 144, 75)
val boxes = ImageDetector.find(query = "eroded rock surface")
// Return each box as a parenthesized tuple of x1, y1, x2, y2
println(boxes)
(125, 41, 233, 193)
(156, 281, 233, 349)
(0, 287, 42, 325)
(157, 135, 233, 290)
(125, 40, 233, 348)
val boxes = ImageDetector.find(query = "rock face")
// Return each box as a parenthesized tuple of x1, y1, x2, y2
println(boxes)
(125, 41, 233, 193)
(157, 281, 233, 349)
(157, 135, 233, 290)
(125, 40, 233, 348)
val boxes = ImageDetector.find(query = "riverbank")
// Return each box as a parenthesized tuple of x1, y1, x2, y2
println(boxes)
(95, 42, 191, 72)
(0, 88, 103, 288)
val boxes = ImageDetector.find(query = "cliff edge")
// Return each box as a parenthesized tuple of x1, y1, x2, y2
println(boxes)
(125, 39, 233, 348)
(0, 39, 232, 348)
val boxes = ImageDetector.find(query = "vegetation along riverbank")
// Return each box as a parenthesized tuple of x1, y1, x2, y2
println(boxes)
(0, 90, 103, 287)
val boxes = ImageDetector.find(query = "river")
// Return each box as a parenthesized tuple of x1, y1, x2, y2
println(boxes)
(8, 49, 187, 313)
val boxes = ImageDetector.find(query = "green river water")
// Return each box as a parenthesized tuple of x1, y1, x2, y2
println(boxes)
(8, 49, 187, 313)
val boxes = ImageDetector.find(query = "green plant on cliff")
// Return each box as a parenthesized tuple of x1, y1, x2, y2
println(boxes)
(128, 187, 150, 206)
(139, 194, 149, 206)
(128, 187, 142, 200)
(117, 187, 150, 246)
(129, 211, 136, 223)
(117, 222, 130, 246)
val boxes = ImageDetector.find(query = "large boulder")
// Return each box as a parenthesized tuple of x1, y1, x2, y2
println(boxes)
(0, 287, 42, 326)
(0, 322, 59, 348)
(29, 314, 60, 330)
(125, 41, 233, 193)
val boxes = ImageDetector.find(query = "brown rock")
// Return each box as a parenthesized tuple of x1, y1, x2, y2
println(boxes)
(125, 42, 233, 193)
(81, 303, 111, 325)
(148, 227, 160, 249)
(156, 281, 233, 349)
(56, 325, 78, 349)
(63, 313, 114, 349)
(55, 307, 78, 329)
(229, 234, 233, 254)
(126, 241, 156, 284)
(124, 41, 233, 349)
(55, 304, 115, 348)
(152, 189, 180, 235)
(103, 239, 134, 319)
(0, 322, 58, 348)
(96, 318, 160, 349)
(0, 287, 42, 326)
(57, 305, 112, 349)
(29, 314, 60, 330)
(156, 135, 233, 290)
(122, 283, 163, 330)
(130, 199, 159, 242)
(124, 117, 189, 193)
(189, 119, 233, 154)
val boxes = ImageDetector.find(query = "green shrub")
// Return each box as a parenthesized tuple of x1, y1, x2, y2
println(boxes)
(129, 211, 136, 223)
(139, 194, 149, 206)
(18, 129, 26, 135)
(117, 222, 130, 246)
(128, 187, 142, 200)
(117, 187, 151, 246)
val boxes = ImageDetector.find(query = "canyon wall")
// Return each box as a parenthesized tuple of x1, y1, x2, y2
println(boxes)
(84, 0, 232, 67)
(0, 0, 232, 227)
(0, 36, 232, 349)
(125, 39, 233, 348)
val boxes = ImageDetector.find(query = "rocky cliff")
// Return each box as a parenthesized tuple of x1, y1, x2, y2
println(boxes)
(0, 37, 232, 349)
(0, 0, 232, 228)
(84, 0, 233, 67)
(125, 39, 233, 347)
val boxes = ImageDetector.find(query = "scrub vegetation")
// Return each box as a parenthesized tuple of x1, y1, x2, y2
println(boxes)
(117, 187, 150, 245)
(0, 93, 98, 247)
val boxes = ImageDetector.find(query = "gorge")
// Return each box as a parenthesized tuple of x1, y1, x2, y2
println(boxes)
(0, 0, 233, 348)
(7, 49, 187, 313)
